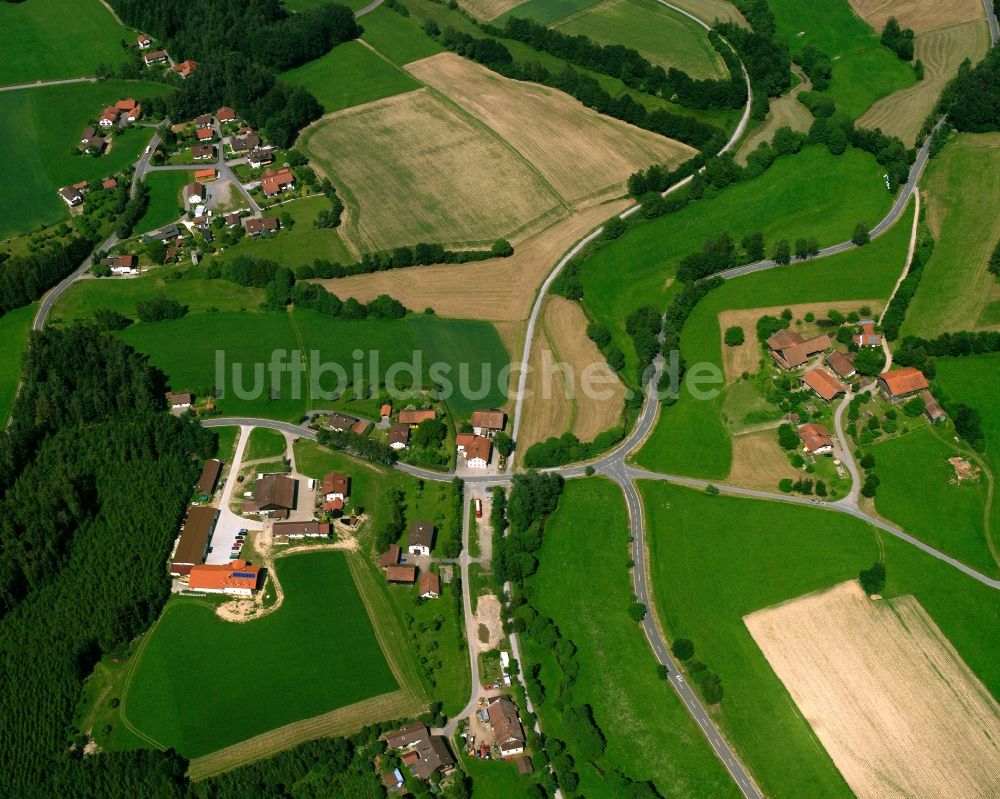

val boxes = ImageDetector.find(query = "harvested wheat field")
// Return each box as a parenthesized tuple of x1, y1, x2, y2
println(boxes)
(717, 300, 880, 384)
(311, 199, 630, 321)
(848, 0, 984, 33)
(858, 20, 991, 145)
(727, 430, 800, 490)
(407, 53, 695, 207)
(664, 0, 747, 27)
(745, 580, 1000, 799)
(736, 67, 812, 164)
(456, 0, 522, 21)
(520, 296, 628, 448)
(298, 88, 567, 252)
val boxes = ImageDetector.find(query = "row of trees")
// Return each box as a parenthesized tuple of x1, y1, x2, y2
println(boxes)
(659, 277, 724, 401)
(716, 0, 792, 119)
(316, 427, 399, 466)
(0, 233, 97, 318)
(437, 26, 724, 148)
(499, 17, 747, 109)
(492, 471, 564, 585)
(881, 222, 935, 340)
(938, 46, 1000, 132)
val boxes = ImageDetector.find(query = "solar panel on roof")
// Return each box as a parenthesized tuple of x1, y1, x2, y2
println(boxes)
(232, 571, 256, 578)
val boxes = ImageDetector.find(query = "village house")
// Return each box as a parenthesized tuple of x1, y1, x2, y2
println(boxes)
(386, 564, 417, 584)
(254, 474, 297, 518)
(471, 410, 506, 437)
(102, 177, 117, 190)
(58, 186, 83, 206)
(144, 49, 168, 65)
(801, 368, 847, 402)
(217, 106, 238, 123)
(383, 724, 455, 780)
(80, 126, 96, 143)
(243, 216, 279, 237)
(80, 135, 107, 155)
(260, 167, 295, 196)
(456, 434, 492, 468)
(137, 33, 152, 49)
(921, 390, 946, 423)
(767, 330, 832, 370)
(407, 521, 435, 557)
(192, 144, 215, 160)
(878, 367, 929, 402)
(116, 98, 141, 122)
(101, 254, 138, 275)
(379, 544, 401, 569)
(195, 127, 215, 142)
(797, 423, 834, 455)
(486, 696, 526, 757)
(388, 423, 410, 450)
(322, 472, 349, 514)
(381, 768, 404, 793)
(98, 106, 118, 127)
(184, 182, 205, 204)
(399, 408, 437, 425)
(197, 458, 223, 495)
(247, 145, 274, 167)
(326, 412, 357, 432)
(149, 223, 183, 241)
(170, 506, 218, 575)
(419, 571, 441, 599)
(165, 391, 193, 409)
(192, 215, 210, 230)
(172, 59, 198, 78)
(826, 350, 857, 380)
(194, 168, 217, 183)
(350, 419, 369, 436)
(272, 521, 332, 539)
(187, 561, 261, 596)
(381, 403, 392, 418)
(73, 180, 89, 192)
(194, 114, 213, 128)
(853, 321, 882, 348)
(231, 130, 262, 154)
(224, 212, 241, 228)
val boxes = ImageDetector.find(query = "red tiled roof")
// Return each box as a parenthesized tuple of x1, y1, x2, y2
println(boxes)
(386, 564, 417, 584)
(398, 408, 436, 424)
(260, 167, 295, 196)
(801, 368, 846, 401)
(188, 560, 260, 591)
(879, 367, 928, 397)
(322, 471, 350, 496)
(419, 571, 440, 596)
(797, 423, 833, 453)
(472, 410, 506, 430)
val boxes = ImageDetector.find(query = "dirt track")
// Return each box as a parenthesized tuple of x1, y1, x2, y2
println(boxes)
(745, 581, 1000, 799)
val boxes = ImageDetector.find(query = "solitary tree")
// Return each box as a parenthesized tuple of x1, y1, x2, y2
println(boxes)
(778, 423, 800, 450)
(852, 222, 871, 246)
(494, 431, 514, 458)
(903, 396, 926, 418)
(724, 325, 745, 346)
(859, 561, 886, 595)
(672, 638, 695, 660)
(700, 672, 724, 704)
(629, 602, 647, 622)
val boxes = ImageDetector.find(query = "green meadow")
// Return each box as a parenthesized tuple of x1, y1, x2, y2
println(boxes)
(0, 80, 173, 239)
(496, 0, 604, 25)
(579, 145, 892, 384)
(634, 198, 913, 478)
(357, 6, 448, 66)
(768, 0, 916, 118)
(0, 0, 130, 85)
(551, 0, 727, 79)
(641, 481, 1000, 798)
(283, 40, 421, 113)
(125, 551, 397, 758)
(244, 427, 288, 461)
(523, 478, 740, 798)
(0, 305, 36, 422)
(136, 171, 190, 235)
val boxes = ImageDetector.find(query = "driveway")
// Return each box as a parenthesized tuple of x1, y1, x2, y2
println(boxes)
(206, 426, 262, 563)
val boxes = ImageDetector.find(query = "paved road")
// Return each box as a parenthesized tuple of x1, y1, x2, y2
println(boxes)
(0, 76, 97, 92)
(985, 0, 1000, 45)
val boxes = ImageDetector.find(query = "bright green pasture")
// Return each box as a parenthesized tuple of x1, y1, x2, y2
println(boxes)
(0, 304, 36, 422)
(136, 171, 190, 235)
(245, 427, 288, 461)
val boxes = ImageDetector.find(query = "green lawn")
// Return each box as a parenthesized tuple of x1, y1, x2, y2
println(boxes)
(767, 0, 916, 118)
(640, 481, 1000, 798)
(136, 171, 190, 235)
(356, 6, 448, 66)
(935, 353, 1000, 563)
(125, 551, 397, 758)
(0, 0, 130, 85)
(210, 426, 240, 461)
(551, 0, 727, 79)
(901, 134, 1000, 337)
(465, 753, 534, 798)
(283, 40, 421, 112)
(634, 196, 914, 478)
(579, 146, 891, 384)
(210, 196, 353, 266)
(0, 305, 36, 422)
(0, 80, 173, 239)
(872, 425, 997, 578)
(522, 478, 740, 798)
(496, 0, 604, 25)
(245, 427, 288, 461)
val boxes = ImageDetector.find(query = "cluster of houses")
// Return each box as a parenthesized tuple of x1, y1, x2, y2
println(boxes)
(57, 176, 119, 208)
(79, 97, 140, 156)
(138, 33, 197, 78)
(378, 521, 442, 597)
(382, 723, 455, 786)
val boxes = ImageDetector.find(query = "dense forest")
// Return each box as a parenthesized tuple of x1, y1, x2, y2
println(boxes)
(0, 326, 215, 796)
(109, 0, 360, 147)
(939, 46, 1000, 132)
(0, 234, 98, 319)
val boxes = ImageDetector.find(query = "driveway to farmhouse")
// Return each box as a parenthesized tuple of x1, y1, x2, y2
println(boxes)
(206, 425, 262, 564)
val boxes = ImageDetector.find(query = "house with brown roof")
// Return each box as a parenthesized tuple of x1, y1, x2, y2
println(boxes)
(195, 127, 214, 142)
(853, 321, 881, 348)
(921, 390, 946, 423)
(137, 33, 152, 49)
(194, 114, 213, 128)
(326, 412, 356, 432)
(379, 544, 401, 569)
(172, 59, 198, 78)
(187, 560, 261, 596)
(144, 49, 168, 65)
(184, 182, 205, 204)
(419, 571, 441, 599)
(826, 350, 857, 380)
(101, 177, 117, 190)
(197, 459, 223, 495)
(58, 186, 83, 207)
(386, 564, 417, 584)
(385, 722, 429, 750)
(399, 408, 437, 425)
(261, 167, 295, 196)
(192, 144, 215, 160)
(247, 144, 274, 167)
(272, 521, 331, 538)
(380, 403, 392, 417)
(472, 410, 506, 436)
(409, 737, 455, 780)
(80, 134, 106, 154)
(224, 212, 241, 227)
(101, 254, 138, 275)
(407, 521, 435, 556)
(98, 106, 118, 127)
(323, 471, 350, 502)
(194, 168, 217, 183)
(456, 434, 491, 468)
(80, 126, 96, 143)
(878, 367, 929, 402)
(243, 216, 280, 237)
(170, 506, 218, 575)
(166, 391, 193, 409)
(796, 423, 834, 455)
(217, 106, 238, 123)
(486, 696, 526, 756)
(767, 330, 832, 370)
(801, 368, 846, 402)
(389, 423, 410, 450)
(254, 474, 297, 516)
(230, 129, 261, 153)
